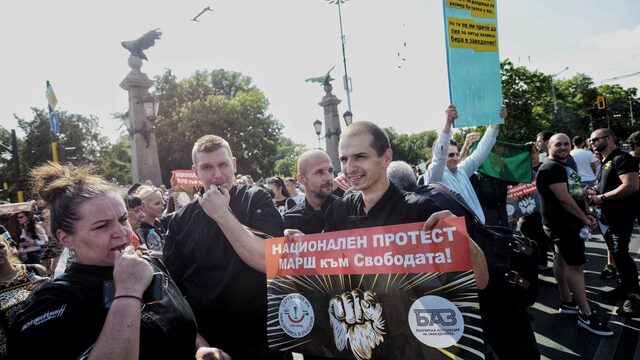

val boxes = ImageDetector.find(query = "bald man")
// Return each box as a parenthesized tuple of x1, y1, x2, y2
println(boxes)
(283, 150, 338, 235)
(536, 133, 612, 336)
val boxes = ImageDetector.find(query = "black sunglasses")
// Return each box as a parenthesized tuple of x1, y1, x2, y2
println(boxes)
(589, 136, 608, 143)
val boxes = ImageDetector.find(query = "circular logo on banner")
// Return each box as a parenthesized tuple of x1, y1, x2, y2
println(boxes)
(407, 295, 464, 348)
(506, 203, 515, 217)
(279, 293, 315, 338)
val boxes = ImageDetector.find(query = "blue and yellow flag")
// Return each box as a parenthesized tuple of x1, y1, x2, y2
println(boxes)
(45, 80, 58, 112)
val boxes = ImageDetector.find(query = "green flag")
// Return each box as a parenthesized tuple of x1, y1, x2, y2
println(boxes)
(471, 140, 532, 183)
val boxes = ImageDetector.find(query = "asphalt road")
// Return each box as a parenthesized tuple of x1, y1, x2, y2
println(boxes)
(532, 226, 640, 360)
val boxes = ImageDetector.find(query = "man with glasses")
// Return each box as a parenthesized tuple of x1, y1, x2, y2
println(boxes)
(589, 129, 640, 317)
(422, 104, 506, 224)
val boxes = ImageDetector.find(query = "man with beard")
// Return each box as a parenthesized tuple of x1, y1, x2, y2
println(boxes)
(283, 150, 338, 235)
(536, 133, 613, 335)
(589, 128, 640, 316)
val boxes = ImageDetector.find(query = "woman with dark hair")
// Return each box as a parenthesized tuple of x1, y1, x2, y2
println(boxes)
(14, 211, 48, 265)
(265, 176, 296, 217)
(8, 162, 230, 360)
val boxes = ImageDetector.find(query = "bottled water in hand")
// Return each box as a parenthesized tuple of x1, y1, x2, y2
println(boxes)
(579, 226, 591, 241)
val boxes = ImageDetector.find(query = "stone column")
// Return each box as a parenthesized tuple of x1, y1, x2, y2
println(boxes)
(120, 55, 162, 185)
(318, 83, 343, 175)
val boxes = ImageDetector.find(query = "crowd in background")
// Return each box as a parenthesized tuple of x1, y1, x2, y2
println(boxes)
(0, 111, 638, 359)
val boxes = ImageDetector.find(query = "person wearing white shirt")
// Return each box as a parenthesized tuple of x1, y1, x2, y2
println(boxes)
(423, 104, 506, 224)
(570, 136, 597, 187)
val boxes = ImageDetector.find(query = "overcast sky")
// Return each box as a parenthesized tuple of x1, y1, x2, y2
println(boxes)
(1, 0, 639, 150)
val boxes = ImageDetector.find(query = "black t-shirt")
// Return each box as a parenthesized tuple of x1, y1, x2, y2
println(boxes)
(596, 148, 639, 217)
(138, 220, 166, 251)
(536, 158, 585, 228)
(283, 195, 338, 235)
(8, 258, 197, 360)
(324, 183, 441, 231)
(163, 184, 284, 358)
(274, 198, 297, 217)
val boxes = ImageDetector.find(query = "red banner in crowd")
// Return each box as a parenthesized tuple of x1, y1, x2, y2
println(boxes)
(265, 217, 484, 360)
(170, 169, 202, 187)
(266, 218, 471, 278)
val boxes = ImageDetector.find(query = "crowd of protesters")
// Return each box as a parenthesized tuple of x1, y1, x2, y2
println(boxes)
(0, 103, 638, 359)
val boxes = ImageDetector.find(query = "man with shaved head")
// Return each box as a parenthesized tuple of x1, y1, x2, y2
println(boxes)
(589, 128, 640, 316)
(536, 133, 613, 336)
(283, 149, 338, 235)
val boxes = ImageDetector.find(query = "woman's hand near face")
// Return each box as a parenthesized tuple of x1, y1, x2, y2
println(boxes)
(113, 245, 153, 297)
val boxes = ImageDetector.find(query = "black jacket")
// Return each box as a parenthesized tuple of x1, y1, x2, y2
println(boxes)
(163, 184, 284, 358)
(283, 195, 339, 235)
(8, 257, 197, 360)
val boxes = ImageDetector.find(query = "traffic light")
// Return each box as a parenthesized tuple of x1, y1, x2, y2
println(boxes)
(596, 96, 606, 110)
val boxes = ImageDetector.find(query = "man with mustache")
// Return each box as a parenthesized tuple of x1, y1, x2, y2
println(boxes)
(283, 150, 338, 235)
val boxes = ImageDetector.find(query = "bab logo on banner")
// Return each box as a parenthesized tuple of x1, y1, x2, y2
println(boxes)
(279, 293, 315, 339)
(408, 295, 464, 348)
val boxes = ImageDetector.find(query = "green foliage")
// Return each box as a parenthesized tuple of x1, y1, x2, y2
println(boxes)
(9, 108, 109, 198)
(592, 84, 638, 141)
(500, 59, 638, 143)
(384, 127, 437, 166)
(96, 135, 132, 185)
(152, 68, 284, 183)
(500, 59, 553, 143)
(273, 136, 308, 178)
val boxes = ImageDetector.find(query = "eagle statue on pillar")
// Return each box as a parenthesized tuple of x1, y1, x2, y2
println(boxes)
(305, 66, 335, 86)
(121, 29, 162, 61)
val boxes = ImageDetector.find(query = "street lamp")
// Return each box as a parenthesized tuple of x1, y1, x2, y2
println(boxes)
(122, 111, 132, 136)
(142, 95, 160, 123)
(326, 0, 352, 112)
(313, 119, 323, 148)
(550, 66, 569, 114)
(122, 95, 160, 148)
(343, 110, 353, 126)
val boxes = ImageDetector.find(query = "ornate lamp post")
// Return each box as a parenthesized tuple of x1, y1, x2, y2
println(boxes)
(342, 110, 353, 126)
(119, 29, 163, 185)
(313, 119, 323, 149)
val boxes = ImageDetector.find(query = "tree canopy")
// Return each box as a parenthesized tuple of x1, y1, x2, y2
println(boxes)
(152, 69, 283, 184)
(1, 108, 110, 199)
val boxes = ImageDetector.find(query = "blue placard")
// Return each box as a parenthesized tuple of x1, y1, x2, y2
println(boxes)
(49, 112, 60, 137)
(443, 0, 503, 127)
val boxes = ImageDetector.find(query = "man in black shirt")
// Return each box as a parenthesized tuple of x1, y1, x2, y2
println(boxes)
(322, 121, 488, 286)
(536, 133, 612, 336)
(589, 128, 640, 315)
(163, 135, 286, 359)
(283, 150, 338, 235)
